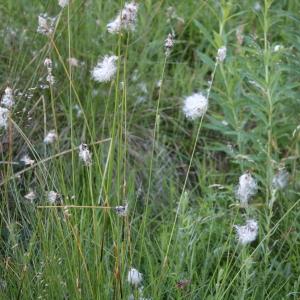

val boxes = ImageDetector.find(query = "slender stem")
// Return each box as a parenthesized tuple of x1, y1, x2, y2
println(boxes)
(263, 2, 273, 290)
(137, 55, 167, 265)
(0, 138, 111, 187)
(37, 205, 114, 209)
(162, 61, 219, 268)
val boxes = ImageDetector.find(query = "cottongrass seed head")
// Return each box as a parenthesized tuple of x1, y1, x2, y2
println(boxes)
(79, 143, 92, 166)
(127, 267, 143, 287)
(24, 190, 37, 202)
(234, 219, 258, 245)
(236, 172, 257, 206)
(20, 154, 35, 166)
(91, 55, 118, 83)
(183, 92, 208, 120)
(37, 14, 56, 36)
(115, 204, 128, 217)
(165, 32, 175, 56)
(107, 1, 138, 34)
(44, 58, 55, 85)
(0, 107, 9, 129)
(272, 168, 289, 190)
(44, 130, 57, 144)
(58, 0, 69, 8)
(216, 46, 227, 62)
(1, 87, 14, 108)
(48, 191, 59, 204)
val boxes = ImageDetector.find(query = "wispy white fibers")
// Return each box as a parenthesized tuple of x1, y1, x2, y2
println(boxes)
(216, 46, 227, 63)
(235, 172, 257, 206)
(1, 87, 14, 108)
(115, 204, 128, 217)
(44, 58, 55, 86)
(0, 107, 9, 129)
(165, 32, 175, 56)
(127, 268, 143, 287)
(24, 190, 37, 202)
(20, 154, 35, 166)
(272, 168, 289, 190)
(234, 219, 258, 245)
(183, 92, 208, 120)
(78, 143, 92, 166)
(44, 130, 57, 144)
(47, 191, 59, 204)
(1, 87, 14, 129)
(37, 14, 56, 36)
(91, 55, 118, 83)
(107, 2, 138, 34)
(58, 0, 69, 8)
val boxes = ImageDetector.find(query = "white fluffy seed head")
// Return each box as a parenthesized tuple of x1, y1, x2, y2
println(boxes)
(235, 172, 257, 206)
(46, 74, 55, 85)
(91, 55, 118, 83)
(107, 17, 122, 34)
(24, 190, 37, 202)
(79, 143, 92, 166)
(183, 92, 208, 120)
(115, 204, 128, 217)
(44, 130, 57, 144)
(165, 32, 175, 56)
(58, 0, 69, 8)
(44, 58, 52, 68)
(216, 46, 227, 62)
(20, 154, 35, 166)
(0, 107, 9, 129)
(37, 14, 56, 36)
(67, 57, 79, 67)
(127, 268, 143, 287)
(48, 191, 58, 204)
(1, 87, 14, 108)
(234, 219, 258, 245)
(272, 168, 289, 190)
(107, 2, 138, 34)
(273, 44, 283, 52)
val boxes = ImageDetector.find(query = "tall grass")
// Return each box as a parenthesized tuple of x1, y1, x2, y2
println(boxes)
(1, 0, 300, 299)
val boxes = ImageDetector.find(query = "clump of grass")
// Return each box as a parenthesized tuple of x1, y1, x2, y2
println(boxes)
(1, 0, 300, 299)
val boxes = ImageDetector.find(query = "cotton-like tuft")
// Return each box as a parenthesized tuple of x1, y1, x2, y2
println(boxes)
(48, 191, 59, 204)
(0, 107, 9, 129)
(273, 44, 283, 52)
(107, 2, 138, 34)
(37, 14, 56, 36)
(44, 58, 52, 68)
(234, 219, 258, 245)
(165, 32, 175, 56)
(272, 168, 289, 190)
(115, 204, 128, 217)
(58, 0, 69, 8)
(44, 130, 57, 144)
(20, 154, 35, 166)
(44, 58, 55, 86)
(79, 143, 92, 166)
(91, 55, 118, 83)
(235, 172, 257, 206)
(183, 92, 208, 120)
(1, 87, 14, 108)
(127, 267, 143, 287)
(216, 46, 227, 62)
(67, 57, 79, 67)
(46, 74, 55, 85)
(24, 190, 37, 202)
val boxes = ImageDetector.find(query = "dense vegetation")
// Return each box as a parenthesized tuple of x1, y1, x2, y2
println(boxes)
(1, 1, 300, 299)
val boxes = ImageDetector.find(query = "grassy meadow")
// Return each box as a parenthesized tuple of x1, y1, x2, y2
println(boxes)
(0, 0, 300, 299)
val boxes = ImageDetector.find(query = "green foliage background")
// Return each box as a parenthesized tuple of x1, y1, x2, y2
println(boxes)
(0, 0, 299, 299)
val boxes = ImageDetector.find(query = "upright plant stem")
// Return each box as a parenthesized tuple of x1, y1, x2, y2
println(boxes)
(162, 61, 219, 268)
